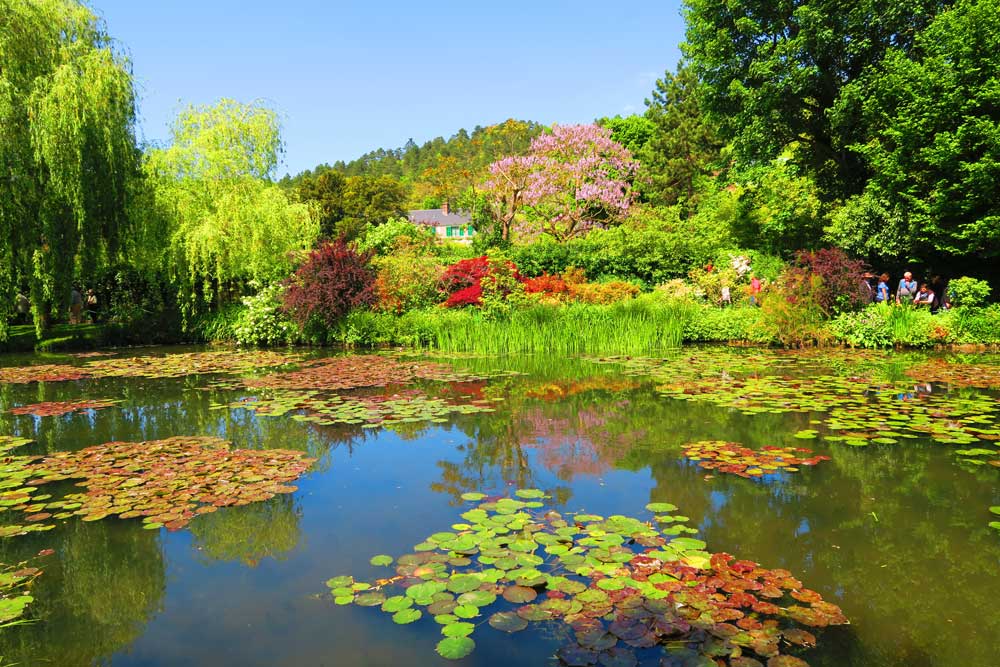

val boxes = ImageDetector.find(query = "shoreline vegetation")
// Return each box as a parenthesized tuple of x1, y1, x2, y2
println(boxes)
(3, 1, 999, 359)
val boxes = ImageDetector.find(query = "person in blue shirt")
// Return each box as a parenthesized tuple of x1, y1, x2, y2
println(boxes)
(876, 273, 890, 303)
(896, 271, 917, 305)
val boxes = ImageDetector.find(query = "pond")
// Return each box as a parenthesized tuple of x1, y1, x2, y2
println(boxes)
(0, 346, 997, 667)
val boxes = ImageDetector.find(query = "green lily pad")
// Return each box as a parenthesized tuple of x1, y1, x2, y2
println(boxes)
(392, 608, 422, 624)
(436, 636, 475, 660)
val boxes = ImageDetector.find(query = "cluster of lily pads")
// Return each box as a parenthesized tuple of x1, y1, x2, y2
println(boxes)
(23, 436, 315, 531)
(8, 399, 121, 417)
(327, 490, 847, 665)
(242, 355, 494, 392)
(682, 441, 830, 479)
(0, 350, 302, 384)
(219, 389, 497, 428)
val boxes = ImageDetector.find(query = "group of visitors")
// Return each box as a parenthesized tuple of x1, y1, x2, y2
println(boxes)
(12, 287, 99, 325)
(869, 271, 949, 310)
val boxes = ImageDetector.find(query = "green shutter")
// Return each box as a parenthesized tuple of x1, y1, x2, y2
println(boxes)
(459, 226, 465, 236)
(446, 226, 453, 237)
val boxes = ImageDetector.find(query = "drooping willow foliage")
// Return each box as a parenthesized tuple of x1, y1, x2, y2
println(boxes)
(144, 99, 319, 322)
(0, 0, 139, 337)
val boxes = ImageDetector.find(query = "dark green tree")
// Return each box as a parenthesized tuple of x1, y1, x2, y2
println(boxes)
(828, 0, 1000, 265)
(682, 0, 952, 197)
(596, 115, 656, 156)
(640, 61, 724, 212)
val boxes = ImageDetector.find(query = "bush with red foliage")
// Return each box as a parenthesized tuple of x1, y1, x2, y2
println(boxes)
(523, 273, 569, 295)
(283, 239, 377, 327)
(789, 247, 870, 315)
(440, 255, 523, 308)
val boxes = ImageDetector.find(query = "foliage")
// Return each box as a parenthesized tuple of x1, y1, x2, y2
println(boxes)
(146, 99, 319, 318)
(355, 218, 435, 256)
(831, 0, 1000, 262)
(374, 245, 444, 313)
(282, 240, 377, 328)
(478, 251, 526, 319)
(283, 119, 544, 196)
(792, 248, 870, 315)
(94, 265, 182, 342)
(640, 61, 724, 212)
(683, 0, 950, 197)
(682, 305, 770, 344)
(830, 303, 1000, 347)
(595, 114, 656, 155)
(0, 0, 140, 338)
(683, 440, 830, 478)
(295, 171, 408, 239)
(567, 281, 640, 305)
(440, 256, 493, 307)
(512, 206, 732, 286)
(231, 283, 299, 346)
(948, 277, 992, 309)
(732, 157, 827, 257)
(758, 273, 832, 347)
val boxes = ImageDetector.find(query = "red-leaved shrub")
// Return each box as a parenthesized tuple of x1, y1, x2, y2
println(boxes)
(791, 248, 870, 315)
(283, 239, 377, 327)
(523, 273, 569, 295)
(440, 255, 523, 308)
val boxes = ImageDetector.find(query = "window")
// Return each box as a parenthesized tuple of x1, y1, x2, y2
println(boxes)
(459, 226, 465, 236)
(446, 226, 453, 237)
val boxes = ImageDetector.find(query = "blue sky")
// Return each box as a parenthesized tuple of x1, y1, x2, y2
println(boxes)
(92, 1, 686, 176)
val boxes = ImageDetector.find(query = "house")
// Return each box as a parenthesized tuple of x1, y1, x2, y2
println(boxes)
(407, 203, 476, 243)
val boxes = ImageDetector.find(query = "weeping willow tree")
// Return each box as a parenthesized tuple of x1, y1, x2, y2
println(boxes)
(0, 0, 139, 338)
(145, 99, 319, 321)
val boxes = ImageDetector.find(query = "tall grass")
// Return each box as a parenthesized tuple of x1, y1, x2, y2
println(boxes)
(429, 297, 694, 355)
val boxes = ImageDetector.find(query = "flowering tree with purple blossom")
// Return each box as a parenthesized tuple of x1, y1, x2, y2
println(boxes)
(483, 124, 638, 243)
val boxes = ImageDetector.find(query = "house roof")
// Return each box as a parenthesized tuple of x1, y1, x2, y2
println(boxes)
(407, 209, 472, 227)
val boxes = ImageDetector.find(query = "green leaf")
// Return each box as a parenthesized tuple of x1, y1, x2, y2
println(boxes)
(369, 554, 393, 567)
(392, 608, 422, 624)
(436, 636, 475, 660)
(440, 621, 475, 638)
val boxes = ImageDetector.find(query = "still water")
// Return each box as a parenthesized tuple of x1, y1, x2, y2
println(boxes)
(0, 347, 997, 666)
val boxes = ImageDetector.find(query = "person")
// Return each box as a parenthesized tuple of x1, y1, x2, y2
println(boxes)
(913, 283, 935, 307)
(749, 275, 762, 306)
(69, 286, 83, 324)
(85, 289, 98, 323)
(720, 285, 732, 307)
(896, 271, 917, 305)
(861, 272, 875, 302)
(14, 291, 30, 324)
(876, 273, 891, 303)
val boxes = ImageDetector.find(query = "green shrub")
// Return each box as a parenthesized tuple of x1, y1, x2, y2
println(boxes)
(231, 283, 299, 346)
(943, 305, 1000, 344)
(682, 306, 771, 343)
(373, 248, 443, 313)
(829, 304, 894, 348)
(949, 277, 991, 308)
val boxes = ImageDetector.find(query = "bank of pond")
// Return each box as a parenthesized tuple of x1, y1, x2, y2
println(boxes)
(0, 346, 997, 666)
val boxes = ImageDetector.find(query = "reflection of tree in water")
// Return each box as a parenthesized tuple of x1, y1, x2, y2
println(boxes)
(0, 520, 165, 667)
(188, 494, 302, 567)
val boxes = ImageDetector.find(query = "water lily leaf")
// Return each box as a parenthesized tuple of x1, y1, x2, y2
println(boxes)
(457, 590, 496, 607)
(392, 608, 422, 624)
(488, 611, 528, 633)
(436, 636, 475, 660)
(381, 596, 413, 613)
(514, 489, 546, 499)
(452, 604, 479, 619)
(354, 592, 386, 607)
(502, 585, 537, 603)
(440, 621, 475, 638)
(370, 555, 393, 567)
(645, 503, 677, 513)
(447, 574, 482, 594)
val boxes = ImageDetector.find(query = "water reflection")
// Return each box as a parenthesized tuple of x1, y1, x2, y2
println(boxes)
(0, 349, 995, 665)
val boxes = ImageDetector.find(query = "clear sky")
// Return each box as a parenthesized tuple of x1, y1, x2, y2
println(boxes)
(91, 1, 686, 176)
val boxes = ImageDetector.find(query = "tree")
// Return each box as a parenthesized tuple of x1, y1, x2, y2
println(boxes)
(146, 99, 319, 317)
(520, 125, 639, 242)
(296, 172, 407, 239)
(596, 115, 656, 156)
(682, 0, 952, 197)
(481, 156, 535, 243)
(640, 62, 724, 212)
(828, 0, 1000, 265)
(0, 0, 140, 337)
